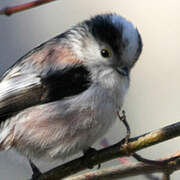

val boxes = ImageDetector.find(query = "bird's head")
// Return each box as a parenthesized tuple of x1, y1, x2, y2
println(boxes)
(62, 13, 142, 77)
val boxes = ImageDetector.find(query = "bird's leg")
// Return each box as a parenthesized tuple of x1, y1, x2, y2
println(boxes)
(29, 159, 42, 180)
(83, 147, 101, 169)
(117, 111, 169, 166)
(117, 110, 131, 145)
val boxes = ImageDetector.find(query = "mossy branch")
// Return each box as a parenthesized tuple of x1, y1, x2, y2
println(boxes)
(37, 122, 180, 180)
(64, 153, 180, 180)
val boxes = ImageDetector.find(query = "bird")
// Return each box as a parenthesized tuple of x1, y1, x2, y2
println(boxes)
(0, 13, 142, 177)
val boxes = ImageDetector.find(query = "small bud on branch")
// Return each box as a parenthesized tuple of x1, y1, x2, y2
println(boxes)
(0, 0, 57, 16)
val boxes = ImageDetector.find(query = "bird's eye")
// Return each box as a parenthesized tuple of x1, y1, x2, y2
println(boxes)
(101, 48, 112, 58)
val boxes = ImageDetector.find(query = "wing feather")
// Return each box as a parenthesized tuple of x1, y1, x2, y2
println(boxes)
(0, 40, 91, 122)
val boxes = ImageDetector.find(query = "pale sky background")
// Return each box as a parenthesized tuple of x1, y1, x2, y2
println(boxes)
(0, 0, 180, 179)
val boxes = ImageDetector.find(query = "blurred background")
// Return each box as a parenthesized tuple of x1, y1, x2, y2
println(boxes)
(0, 0, 180, 179)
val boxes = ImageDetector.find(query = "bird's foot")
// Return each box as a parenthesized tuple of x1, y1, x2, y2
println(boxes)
(83, 147, 101, 169)
(117, 110, 131, 145)
(117, 110, 132, 156)
(29, 160, 42, 180)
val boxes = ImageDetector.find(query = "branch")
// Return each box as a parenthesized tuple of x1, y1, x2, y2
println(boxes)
(37, 122, 180, 180)
(0, 0, 57, 16)
(64, 154, 180, 180)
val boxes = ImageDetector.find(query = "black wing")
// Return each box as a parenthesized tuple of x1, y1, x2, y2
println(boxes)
(0, 65, 91, 122)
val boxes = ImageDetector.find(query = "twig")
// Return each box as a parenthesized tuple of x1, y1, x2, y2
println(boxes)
(64, 155, 180, 180)
(0, 0, 57, 16)
(136, 151, 180, 180)
(37, 122, 180, 180)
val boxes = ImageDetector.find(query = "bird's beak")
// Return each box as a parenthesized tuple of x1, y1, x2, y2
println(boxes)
(116, 67, 129, 76)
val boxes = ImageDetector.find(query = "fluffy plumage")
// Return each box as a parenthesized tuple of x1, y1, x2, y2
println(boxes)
(0, 13, 142, 160)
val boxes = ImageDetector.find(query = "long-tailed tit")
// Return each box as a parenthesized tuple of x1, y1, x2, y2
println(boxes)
(0, 13, 142, 175)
